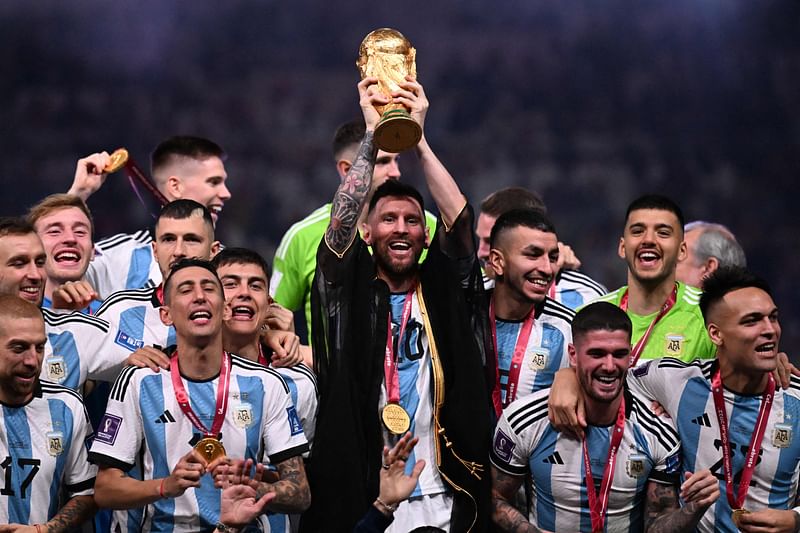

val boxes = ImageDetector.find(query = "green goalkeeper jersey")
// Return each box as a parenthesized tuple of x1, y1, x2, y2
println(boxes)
(271, 202, 438, 342)
(594, 281, 716, 362)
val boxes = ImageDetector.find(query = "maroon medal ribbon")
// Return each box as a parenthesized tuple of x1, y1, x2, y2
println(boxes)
(711, 368, 775, 512)
(170, 351, 232, 437)
(257, 344, 269, 366)
(489, 299, 537, 418)
(385, 291, 414, 405)
(619, 284, 678, 366)
(583, 398, 627, 533)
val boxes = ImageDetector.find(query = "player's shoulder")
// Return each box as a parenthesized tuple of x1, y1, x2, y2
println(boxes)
(593, 286, 623, 305)
(784, 375, 800, 399)
(633, 357, 713, 381)
(230, 354, 291, 394)
(95, 229, 152, 251)
(502, 388, 551, 436)
(541, 297, 575, 324)
(627, 389, 680, 449)
(108, 365, 160, 403)
(96, 286, 157, 315)
(42, 307, 111, 333)
(558, 269, 608, 296)
(39, 379, 87, 407)
(678, 282, 703, 308)
(273, 363, 318, 395)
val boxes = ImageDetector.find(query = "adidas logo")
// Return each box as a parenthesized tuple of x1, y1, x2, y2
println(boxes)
(543, 451, 564, 465)
(155, 410, 176, 424)
(691, 413, 711, 427)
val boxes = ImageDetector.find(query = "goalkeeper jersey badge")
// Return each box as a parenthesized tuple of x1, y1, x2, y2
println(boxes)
(664, 334, 683, 356)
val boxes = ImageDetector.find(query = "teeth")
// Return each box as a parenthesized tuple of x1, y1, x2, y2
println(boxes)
(22, 287, 39, 293)
(232, 306, 254, 317)
(55, 252, 79, 261)
(210, 206, 222, 214)
(639, 252, 658, 260)
(596, 375, 617, 383)
(389, 243, 410, 250)
(190, 311, 211, 319)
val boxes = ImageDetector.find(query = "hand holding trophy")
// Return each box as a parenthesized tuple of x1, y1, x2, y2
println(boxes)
(357, 28, 422, 153)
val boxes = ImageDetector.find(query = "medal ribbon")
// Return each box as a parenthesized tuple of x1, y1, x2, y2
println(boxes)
(619, 284, 678, 366)
(711, 368, 775, 511)
(170, 351, 232, 437)
(583, 398, 627, 533)
(257, 344, 269, 366)
(384, 291, 414, 405)
(489, 299, 537, 417)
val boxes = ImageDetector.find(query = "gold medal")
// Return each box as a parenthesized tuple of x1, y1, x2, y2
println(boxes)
(382, 403, 411, 435)
(104, 148, 129, 173)
(731, 508, 749, 528)
(194, 437, 226, 462)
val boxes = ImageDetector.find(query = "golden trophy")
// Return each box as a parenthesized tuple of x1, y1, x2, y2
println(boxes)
(357, 28, 422, 153)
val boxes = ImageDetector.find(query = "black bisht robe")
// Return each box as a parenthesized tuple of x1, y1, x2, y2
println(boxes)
(302, 205, 493, 532)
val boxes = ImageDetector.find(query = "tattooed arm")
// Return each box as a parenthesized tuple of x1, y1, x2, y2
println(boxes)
(43, 495, 97, 532)
(491, 465, 549, 533)
(324, 77, 382, 255)
(259, 456, 310, 513)
(645, 470, 719, 532)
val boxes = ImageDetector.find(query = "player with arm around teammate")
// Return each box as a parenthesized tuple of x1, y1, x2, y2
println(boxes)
(491, 302, 718, 532)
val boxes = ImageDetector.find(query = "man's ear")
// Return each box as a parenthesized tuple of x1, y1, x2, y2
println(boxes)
(617, 237, 626, 260)
(702, 257, 719, 278)
(677, 239, 688, 263)
(159, 306, 174, 327)
(210, 241, 221, 257)
(336, 159, 352, 181)
(222, 300, 232, 322)
(166, 175, 182, 199)
(361, 221, 372, 246)
(488, 248, 505, 277)
(568, 343, 577, 368)
(707, 322, 723, 347)
(423, 225, 431, 249)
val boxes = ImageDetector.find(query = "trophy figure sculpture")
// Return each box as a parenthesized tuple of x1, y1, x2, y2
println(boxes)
(357, 28, 422, 153)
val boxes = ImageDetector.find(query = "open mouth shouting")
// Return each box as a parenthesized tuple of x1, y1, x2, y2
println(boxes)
(188, 308, 213, 326)
(636, 247, 662, 269)
(208, 205, 223, 223)
(230, 304, 256, 322)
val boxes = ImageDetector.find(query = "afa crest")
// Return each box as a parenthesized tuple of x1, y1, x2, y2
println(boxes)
(626, 454, 646, 478)
(773, 424, 792, 448)
(664, 334, 683, 356)
(47, 431, 65, 456)
(527, 348, 549, 371)
(233, 403, 254, 429)
(46, 356, 67, 383)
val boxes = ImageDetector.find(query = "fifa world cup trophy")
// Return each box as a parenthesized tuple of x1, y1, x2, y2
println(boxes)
(357, 28, 422, 153)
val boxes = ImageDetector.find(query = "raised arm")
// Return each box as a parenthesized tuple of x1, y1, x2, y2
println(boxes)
(393, 77, 465, 229)
(67, 152, 111, 201)
(324, 77, 382, 254)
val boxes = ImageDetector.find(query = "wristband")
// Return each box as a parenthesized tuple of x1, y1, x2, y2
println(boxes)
(159, 478, 167, 499)
(375, 496, 398, 513)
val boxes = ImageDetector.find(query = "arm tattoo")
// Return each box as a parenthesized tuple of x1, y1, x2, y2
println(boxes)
(45, 495, 97, 533)
(645, 481, 704, 533)
(325, 131, 376, 253)
(492, 467, 543, 532)
(260, 456, 310, 514)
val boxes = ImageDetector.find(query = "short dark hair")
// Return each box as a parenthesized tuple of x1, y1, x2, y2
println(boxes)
(0, 217, 36, 239)
(480, 187, 547, 218)
(157, 200, 214, 228)
(163, 258, 222, 305)
(367, 180, 425, 216)
(211, 247, 271, 280)
(625, 194, 685, 231)
(332, 120, 366, 160)
(489, 208, 557, 248)
(699, 267, 772, 322)
(572, 302, 632, 341)
(151, 135, 226, 175)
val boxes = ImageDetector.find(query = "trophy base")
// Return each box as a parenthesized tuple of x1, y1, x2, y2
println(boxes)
(374, 109, 422, 153)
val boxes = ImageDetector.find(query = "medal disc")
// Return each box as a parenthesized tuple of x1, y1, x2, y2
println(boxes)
(731, 508, 749, 528)
(382, 403, 411, 435)
(104, 148, 129, 173)
(195, 437, 226, 462)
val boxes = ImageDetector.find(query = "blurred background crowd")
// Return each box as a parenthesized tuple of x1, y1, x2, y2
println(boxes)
(1, 0, 798, 353)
